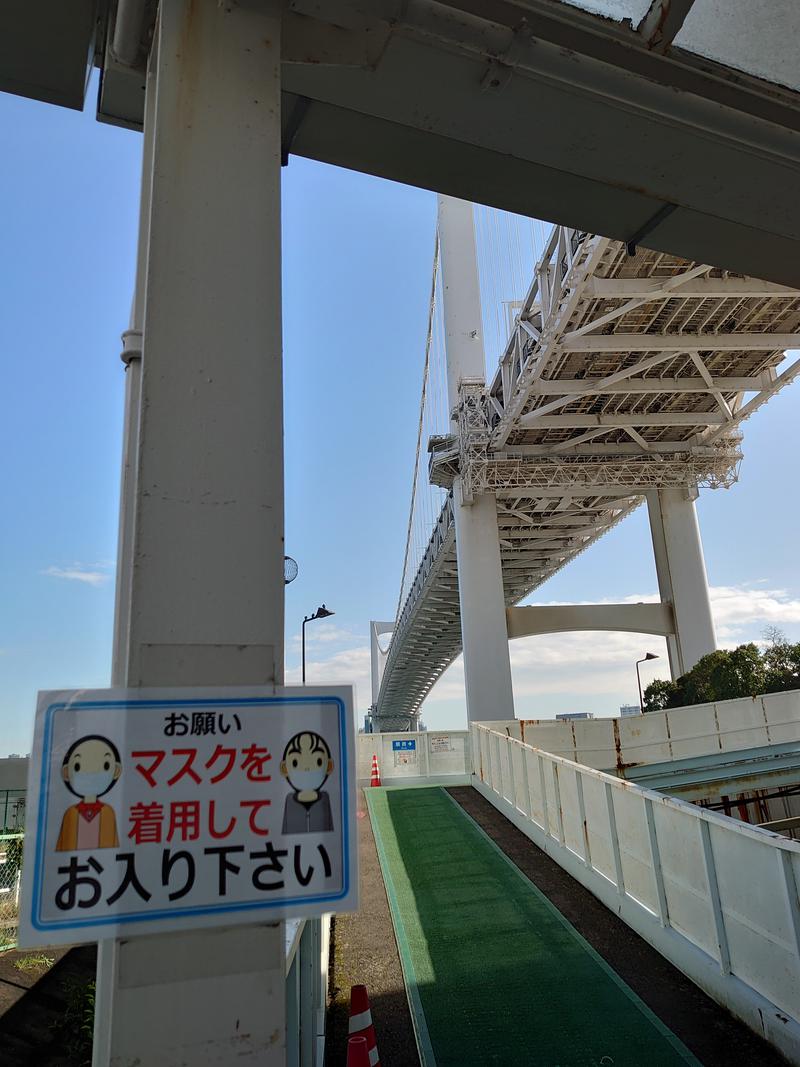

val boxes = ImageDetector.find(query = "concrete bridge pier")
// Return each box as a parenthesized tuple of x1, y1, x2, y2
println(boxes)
(438, 195, 515, 723)
(647, 487, 717, 679)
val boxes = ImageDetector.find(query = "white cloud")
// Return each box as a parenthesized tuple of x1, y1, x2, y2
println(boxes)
(288, 623, 359, 647)
(707, 585, 800, 644)
(285, 645, 371, 708)
(42, 563, 112, 587)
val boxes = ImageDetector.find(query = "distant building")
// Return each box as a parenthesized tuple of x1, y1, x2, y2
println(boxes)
(620, 704, 641, 717)
(0, 756, 28, 830)
(555, 712, 594, 722)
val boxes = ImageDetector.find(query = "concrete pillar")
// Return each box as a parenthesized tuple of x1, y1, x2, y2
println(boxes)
(647, 487, 716, 679)
(451, 490, 516, 721)
(370, 621, 394, 706)
(96, 2, 286, 1064)
(439, 196, 485, 406)
(438, 195, 515, 722)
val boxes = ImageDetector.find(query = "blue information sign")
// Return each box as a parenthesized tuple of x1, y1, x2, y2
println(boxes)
(392, 739, 416, 751)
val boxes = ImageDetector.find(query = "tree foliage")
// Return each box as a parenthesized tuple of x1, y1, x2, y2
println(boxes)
(643, 632, 800, 712)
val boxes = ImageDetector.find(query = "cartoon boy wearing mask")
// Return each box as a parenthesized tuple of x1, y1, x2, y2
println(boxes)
(55, 735, 122, 851)
(280, 731, 334, 834)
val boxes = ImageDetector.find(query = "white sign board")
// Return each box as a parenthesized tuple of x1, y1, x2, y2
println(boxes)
(19, 686, 357, 947)
(429, 735, 452, 753)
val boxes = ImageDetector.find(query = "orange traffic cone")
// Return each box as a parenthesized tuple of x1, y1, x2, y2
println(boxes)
(349, 985, 381, 1066)
(346, 1036, 371, 1067)
(370, 754, 381, 788)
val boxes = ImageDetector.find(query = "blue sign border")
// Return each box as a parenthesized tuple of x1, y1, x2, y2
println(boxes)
(31, 695, 350, 932)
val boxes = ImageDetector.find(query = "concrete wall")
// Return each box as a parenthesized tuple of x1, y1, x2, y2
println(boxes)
(357, 731, 470, 782)
(0, 758, 27, 792)
(0, 758, 28, 830)
(479, 690, 800, 773)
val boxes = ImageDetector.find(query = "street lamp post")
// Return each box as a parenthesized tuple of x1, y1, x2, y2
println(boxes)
(302, 604, 334, 685)
(636, 652, 660, 713)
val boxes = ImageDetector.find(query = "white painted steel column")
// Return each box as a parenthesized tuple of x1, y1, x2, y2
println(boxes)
(97, 3, 286, 1064)
(438, 195, 515, 722)
(647, 487, 716, 678)
(109, 31, 156, 692)
(93, 38, 156, 1067)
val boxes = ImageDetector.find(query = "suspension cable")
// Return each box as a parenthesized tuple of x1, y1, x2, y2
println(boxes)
(395, 229, 440, 623)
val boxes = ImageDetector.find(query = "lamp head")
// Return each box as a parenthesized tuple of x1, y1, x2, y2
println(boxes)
(284, 556, 298, 585)
(645, 652, 659, 661)
(315, 605, 335, 619)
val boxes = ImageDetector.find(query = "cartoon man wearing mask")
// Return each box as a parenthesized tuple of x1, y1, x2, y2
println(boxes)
(55, 735, 122, 851)
(280, 731, 334, 834)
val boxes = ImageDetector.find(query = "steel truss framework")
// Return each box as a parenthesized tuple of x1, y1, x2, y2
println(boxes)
(377, 229, 800, 728)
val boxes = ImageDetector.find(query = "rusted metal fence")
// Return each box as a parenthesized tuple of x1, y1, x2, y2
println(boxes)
(0, 833, 23, 951)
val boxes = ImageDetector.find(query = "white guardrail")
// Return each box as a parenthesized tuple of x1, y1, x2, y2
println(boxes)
(471, 723, 800, 1064)
(285, 915, 331, 1067)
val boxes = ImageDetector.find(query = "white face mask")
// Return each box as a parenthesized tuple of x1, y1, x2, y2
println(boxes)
(290, 770, 327, 793)
(71, 770, 115, 799)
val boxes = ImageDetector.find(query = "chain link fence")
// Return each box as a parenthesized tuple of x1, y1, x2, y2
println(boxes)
(0, 834, 24, 951)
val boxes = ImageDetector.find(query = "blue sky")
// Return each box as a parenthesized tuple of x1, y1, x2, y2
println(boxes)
(2, 76, 800, 755)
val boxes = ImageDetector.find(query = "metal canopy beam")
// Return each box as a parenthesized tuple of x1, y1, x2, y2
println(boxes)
(0, 4, 797, 287)
(4, 2, 800, 281)
(0, 0, 99, 110)
(281, 1, 800, 287)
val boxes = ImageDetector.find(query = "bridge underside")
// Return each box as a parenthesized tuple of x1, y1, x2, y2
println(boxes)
(377, 234, 800, 725)
(376, 489, 640, 726)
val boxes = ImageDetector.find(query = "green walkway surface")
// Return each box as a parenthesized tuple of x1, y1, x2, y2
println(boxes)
(366, 786, 700, 1067)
